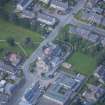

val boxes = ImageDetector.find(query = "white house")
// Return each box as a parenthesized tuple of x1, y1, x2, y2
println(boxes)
(50, 0, 68, 11)
(37, 13, 57, 26)
(39, 0, 50, 4)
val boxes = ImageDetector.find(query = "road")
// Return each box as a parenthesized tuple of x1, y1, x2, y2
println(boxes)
(8, 0, 89, 105)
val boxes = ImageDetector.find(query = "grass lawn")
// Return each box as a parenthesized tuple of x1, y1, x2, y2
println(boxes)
(0, 18, 42, 56)
(0, 41, 22, 58)
(67, 52, 97, 76)
(0, 19, 42, 42)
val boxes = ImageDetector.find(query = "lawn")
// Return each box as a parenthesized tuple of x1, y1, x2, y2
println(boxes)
(0, 41, 22, 58)
(67, 52, 97, 76)
(0, 19, 42, 42)
(0, 18, 42, 56)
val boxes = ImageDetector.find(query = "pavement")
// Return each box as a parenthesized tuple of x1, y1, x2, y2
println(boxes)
(8, 0, 98, 105)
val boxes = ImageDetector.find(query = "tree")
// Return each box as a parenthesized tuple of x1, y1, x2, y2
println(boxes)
(6, 37, 16, 46)
(60, 24, 70, 42)
(25, 37, 32, 45)
(30, 9, 38, 31)
(95, 42, 103, 52)
(68, 0, 76, 6)
(70, 35, 82, 51)
(0, 0, 9, 7)
(96, 49, 105, 65)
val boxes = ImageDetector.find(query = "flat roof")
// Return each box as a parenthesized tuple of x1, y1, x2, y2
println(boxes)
(38, 97, 62, 105)
(43, 72, 85, 104)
